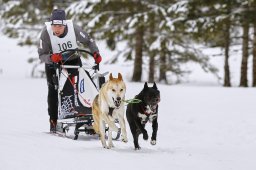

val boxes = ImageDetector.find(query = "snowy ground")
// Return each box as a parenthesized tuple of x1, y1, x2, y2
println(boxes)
(1, 35, 256, 170)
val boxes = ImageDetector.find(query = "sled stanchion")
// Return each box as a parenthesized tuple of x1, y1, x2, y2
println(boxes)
(92, 64, 99, 71)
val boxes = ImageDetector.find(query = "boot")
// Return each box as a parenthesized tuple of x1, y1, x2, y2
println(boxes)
(50, 119, 57, 133)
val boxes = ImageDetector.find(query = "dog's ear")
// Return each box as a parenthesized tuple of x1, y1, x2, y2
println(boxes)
(152, 82, 158, 90)
(118, 73, 123, 81)
(109, 73, 113, 80)
(143, 82, 148, 90)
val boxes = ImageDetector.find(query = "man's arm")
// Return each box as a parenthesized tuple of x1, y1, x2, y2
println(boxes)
(73, 24, 99, 53)
(38, 27, 53, 64)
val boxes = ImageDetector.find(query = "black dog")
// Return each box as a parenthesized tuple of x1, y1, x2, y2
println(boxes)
(126, 82, 160, 150)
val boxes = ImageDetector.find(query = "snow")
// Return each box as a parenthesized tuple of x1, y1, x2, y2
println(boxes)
(1, 34, 256, 170)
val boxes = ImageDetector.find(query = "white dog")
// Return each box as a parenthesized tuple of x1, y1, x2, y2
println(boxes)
(92, 73, 128, 149)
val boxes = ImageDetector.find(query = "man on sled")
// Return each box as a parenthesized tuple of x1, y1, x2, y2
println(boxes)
(38, 9, 102, 133)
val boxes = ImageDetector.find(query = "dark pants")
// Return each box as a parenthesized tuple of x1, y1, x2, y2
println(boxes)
(45, 58, 81, 121)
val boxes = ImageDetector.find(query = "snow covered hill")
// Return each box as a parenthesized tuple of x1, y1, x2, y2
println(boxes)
(0, 35, 256, 170)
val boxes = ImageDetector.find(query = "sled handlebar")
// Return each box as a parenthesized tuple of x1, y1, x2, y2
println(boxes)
(58, 49, 99, 71)
(58, 63, 99, 72)
(59, 49, 93, 56)
(60, 65, 95, 70)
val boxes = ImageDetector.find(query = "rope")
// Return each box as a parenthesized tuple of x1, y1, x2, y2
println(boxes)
(122, 98, 142, 104)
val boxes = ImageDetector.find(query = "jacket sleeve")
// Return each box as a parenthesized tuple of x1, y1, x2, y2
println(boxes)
(38, 27, 53, 64)
(73, 24, 99, 54)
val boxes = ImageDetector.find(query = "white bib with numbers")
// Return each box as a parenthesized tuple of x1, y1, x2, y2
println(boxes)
(45, 20, 78, 53)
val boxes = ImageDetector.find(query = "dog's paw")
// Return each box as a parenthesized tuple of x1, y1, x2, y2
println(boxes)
(108, 142, 114, 148)
(121, 137, 128, 143)
(104, 144, 113, 149)
(143, 132, 148, 140)
(150, 140, 156, 145)
(135, 146, 141, 150)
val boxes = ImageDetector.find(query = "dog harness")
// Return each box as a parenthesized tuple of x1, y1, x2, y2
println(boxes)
(138, 105, 158, 124)
(108, 107, 115, 116)
(140, 105, 157, 115)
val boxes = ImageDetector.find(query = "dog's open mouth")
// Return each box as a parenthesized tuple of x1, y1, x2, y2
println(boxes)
(148, 97, 160, 112)
(150, 97, 160, 106)
(112, 97, 122, 108)
(150, 105, 157, 110)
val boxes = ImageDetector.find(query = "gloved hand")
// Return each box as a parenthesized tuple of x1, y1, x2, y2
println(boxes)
(51, 53, 62, 63)
(93, 52, 102, 64)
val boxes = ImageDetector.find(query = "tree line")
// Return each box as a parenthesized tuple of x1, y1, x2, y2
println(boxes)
(1, 0, 256, 87)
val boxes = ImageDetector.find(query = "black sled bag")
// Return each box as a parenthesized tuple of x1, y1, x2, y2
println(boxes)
(58, 67, 98, 119)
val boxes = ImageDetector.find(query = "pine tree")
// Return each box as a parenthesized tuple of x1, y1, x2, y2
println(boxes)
(239, 2, 250, 87)
(250, 0, 256, 87)
(253, 22, 256, 86)
(185, 0, 245, 87)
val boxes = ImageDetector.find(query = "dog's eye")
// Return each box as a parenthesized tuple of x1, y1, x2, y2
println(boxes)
(120, 89, 123, 92)
(112, 89, 116, 92)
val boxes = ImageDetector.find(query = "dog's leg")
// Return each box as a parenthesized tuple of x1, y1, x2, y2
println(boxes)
(134, 129, 141, 150)
(135, 117, 148, 140)
(102, 113, 119, 132)
(151, 118, 158, 145)
(108, 121, 119, 132)
(129, 122, 141, 150)
(107, 128, 114, 149)
(118, 117, 128, 143)
(99, 120, 107, 148)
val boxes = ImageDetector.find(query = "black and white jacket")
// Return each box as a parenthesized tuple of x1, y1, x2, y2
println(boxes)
(38, 20, 99, 64)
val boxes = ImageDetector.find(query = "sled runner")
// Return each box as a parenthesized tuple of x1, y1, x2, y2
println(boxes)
(53, 49, 121, 140)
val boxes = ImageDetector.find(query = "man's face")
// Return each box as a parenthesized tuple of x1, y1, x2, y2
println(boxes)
(51, 25, 65, 37)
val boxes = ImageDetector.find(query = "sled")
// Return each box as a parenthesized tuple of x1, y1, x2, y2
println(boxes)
(54, 49, 121, 140)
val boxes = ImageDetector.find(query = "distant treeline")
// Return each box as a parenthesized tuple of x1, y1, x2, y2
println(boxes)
(1, 0, 256, 87)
